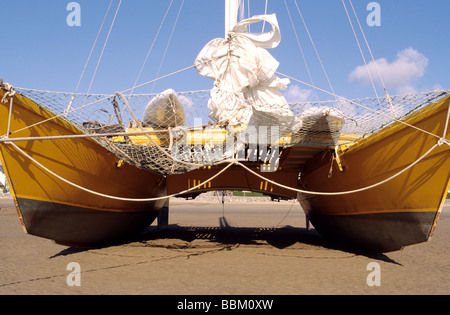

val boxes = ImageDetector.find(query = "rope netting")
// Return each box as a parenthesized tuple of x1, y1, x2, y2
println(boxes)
(12, 87, 450, 175)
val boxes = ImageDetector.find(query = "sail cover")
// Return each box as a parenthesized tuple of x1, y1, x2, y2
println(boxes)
(195, 14, 296, 135)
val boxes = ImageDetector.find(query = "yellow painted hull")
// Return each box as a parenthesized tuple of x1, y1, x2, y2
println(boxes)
(298, 95, 450, 252)
(0, 90, 166, 246)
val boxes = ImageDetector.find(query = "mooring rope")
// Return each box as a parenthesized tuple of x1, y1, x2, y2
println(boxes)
(6, 141, 236, 202)
(4, 136, 447, 202)
(235, 140, 445, 196)
(1, 81, 449, 201)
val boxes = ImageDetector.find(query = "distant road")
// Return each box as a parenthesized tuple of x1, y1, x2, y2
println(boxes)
(0, 196, 14, 208)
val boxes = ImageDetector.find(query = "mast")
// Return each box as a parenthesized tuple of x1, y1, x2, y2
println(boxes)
(225, 0, 240, 37)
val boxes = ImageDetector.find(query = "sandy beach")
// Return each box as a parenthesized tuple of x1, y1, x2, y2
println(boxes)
(1, 196, 449, 295)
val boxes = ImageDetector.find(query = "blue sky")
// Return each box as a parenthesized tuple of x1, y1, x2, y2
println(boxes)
(1, 0, 449, 100)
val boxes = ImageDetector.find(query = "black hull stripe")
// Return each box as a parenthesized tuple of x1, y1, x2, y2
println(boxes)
(308, 211, 437, 252)
(17, 197, 159, 246)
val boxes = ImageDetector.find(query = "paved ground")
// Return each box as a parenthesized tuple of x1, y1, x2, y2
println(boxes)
(1, 197, 449, 295)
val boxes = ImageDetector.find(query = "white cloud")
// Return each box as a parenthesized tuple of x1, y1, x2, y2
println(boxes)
(349, 48, 428, 94)
(284, 84, 314, 103)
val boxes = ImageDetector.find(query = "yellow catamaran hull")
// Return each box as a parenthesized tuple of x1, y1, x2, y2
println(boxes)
(298, 95, 450, 252)
(0, 90, 166, 246)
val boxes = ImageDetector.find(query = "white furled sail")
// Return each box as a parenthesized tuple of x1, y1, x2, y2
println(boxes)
(195, 13, 295, 137)
(143, 88, 186, 128)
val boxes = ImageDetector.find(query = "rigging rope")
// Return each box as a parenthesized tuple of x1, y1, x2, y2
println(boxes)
(235, 140, 445, 196)
(151, 0, 185, 94)
(3, 77, 449, 199)
(341, 0, 380, 101)
(65, 0, 115, 115)
(4, 135, 447, 202)
(292, 0, 337, 100)
(130, 0, 175, 96)
(85, 0, 123, 97)
(346, 0, 397, 117)
(262, 0, 269, 32)
(276, 70, 448, 142)
(283, 0, 319, 101)
(113, 91, 204, 168)
(7, 65, 195, 138)
(0, 129, 170, 143)
(6, 140, 235, 202)
(2, 4, 449, 204)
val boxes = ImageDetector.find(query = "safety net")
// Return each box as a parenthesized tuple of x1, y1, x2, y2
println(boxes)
(13, 87, 450, 175)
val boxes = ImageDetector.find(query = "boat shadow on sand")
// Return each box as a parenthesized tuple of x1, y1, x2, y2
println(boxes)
(52, 217, 401, 265)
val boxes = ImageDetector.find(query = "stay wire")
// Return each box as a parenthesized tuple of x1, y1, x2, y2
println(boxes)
(65, 0, 114, 114)
(283, 0, 319, 101)
(85, 0, 123, 97)
(151, 0, 185, 94)
(130, 0, 175, 96)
